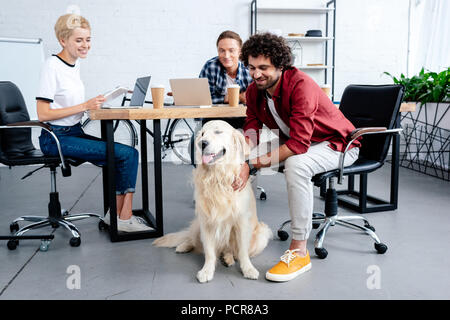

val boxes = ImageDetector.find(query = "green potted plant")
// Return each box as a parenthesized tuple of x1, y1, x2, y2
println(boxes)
(384, 67, 449, 105)
(383, 67, 449, 181)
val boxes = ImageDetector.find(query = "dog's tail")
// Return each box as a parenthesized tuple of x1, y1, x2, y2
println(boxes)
(249, 222, 273, 257)
(153, 230, 190, 248)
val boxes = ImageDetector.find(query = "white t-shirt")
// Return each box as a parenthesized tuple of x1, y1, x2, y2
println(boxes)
(223, 74, 237, 94)
(266, 94, 290, 138)
(36, 55, 85, 126)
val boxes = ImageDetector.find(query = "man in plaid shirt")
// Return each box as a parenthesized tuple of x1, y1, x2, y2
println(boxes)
(199, 31, 252, 129)
(199, 31, 253, 106)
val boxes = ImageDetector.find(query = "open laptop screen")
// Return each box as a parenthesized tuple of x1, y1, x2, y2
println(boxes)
(130, 76, 151, 106)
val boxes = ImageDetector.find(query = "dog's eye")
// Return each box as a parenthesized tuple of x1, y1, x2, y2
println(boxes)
(214, 130, 222, 134)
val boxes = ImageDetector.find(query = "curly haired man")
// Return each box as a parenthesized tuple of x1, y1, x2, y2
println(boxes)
(234, 33, 361, 282)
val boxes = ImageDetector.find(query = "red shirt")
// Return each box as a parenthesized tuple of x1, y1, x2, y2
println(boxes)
(243, 68, 360, 154)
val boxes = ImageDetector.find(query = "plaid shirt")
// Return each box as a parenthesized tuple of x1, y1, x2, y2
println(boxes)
(199, 56, 253, 104)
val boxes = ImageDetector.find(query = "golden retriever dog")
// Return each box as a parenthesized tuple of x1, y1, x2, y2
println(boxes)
(154, 120, 272, 283)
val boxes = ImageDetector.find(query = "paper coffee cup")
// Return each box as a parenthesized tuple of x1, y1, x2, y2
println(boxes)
(320, 84, 331, 98)
(227, 84, 240, 107)
(151, 85, 165, 109)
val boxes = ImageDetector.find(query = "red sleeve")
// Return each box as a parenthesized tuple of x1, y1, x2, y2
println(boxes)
(243, 85, 262, 146)
(284, 80, 319, 154)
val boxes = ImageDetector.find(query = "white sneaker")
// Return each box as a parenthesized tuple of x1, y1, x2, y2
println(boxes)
(118, 215, 154, 232)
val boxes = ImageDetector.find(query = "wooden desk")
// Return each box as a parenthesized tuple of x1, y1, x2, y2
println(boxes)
(90, 106, 247, 120)
(89, 106, 246, 242)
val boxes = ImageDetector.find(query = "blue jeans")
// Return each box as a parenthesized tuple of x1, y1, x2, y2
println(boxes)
(39, 123, 139, 195)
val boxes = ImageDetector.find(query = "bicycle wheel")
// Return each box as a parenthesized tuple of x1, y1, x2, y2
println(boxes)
(81, 118, 138, 147)
(169, 118, 198, 164)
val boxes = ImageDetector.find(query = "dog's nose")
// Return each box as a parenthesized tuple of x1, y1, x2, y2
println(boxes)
(201, 140, 209, 151)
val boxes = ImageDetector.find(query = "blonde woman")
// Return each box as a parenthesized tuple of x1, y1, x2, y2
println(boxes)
(37, 14, 151, 232)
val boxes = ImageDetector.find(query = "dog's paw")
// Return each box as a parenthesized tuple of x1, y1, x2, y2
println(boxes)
(197, 268, 214, 283)
(242, 265, 259, 280)
(175, 242, 193, 253)
(221, 253, 235, 267)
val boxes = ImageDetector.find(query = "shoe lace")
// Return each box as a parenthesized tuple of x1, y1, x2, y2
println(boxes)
(132, 216, 148, 225)
(280, 249, 300, 267)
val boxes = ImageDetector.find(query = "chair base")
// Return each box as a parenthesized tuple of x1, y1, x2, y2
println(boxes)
(6, 166, 102, 250)
(277, 213, 388, 259)
(9, 210, 101, 249)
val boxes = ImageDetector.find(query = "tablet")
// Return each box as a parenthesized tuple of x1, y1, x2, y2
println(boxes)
(103, 86, 128, 101)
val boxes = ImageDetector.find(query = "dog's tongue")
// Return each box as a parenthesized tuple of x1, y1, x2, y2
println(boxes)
(202, 154, 214, 164)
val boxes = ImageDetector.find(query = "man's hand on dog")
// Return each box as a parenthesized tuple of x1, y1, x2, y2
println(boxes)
(233, 162, 250, 191)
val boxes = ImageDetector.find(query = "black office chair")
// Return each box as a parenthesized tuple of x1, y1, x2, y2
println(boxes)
(277, 84, 404, 259)
(0, 81, 101, 251)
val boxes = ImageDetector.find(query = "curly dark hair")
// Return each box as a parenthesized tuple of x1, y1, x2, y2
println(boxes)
(240, 33, 293, 69)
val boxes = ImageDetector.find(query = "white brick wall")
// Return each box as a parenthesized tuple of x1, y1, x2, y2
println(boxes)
(0, 0, 409, 99)
(0, 0, 251, 98)
(334, 0, 409, 100)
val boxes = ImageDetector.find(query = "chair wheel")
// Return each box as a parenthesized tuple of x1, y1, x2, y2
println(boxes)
(312, 213, 323, 229)
(365, 224, 375, 232)
(7, 239, 18, 250)
(315, 247, 328, 259)
(98, 220, 108, 231)
(277, 230, 289, 241)
(259, 192, 267, 201)
(374, 243, 387, 254)
(69, 237, 81, 247)
(10, 222, 19, 233)
(40, 240, 51, 252)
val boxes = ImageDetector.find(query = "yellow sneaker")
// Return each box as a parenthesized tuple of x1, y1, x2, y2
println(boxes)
(266, 249, 312, 282)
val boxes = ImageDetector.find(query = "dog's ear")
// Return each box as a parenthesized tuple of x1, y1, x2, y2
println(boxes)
(232, 128, 250, 161)
(194, 129, 203, 166)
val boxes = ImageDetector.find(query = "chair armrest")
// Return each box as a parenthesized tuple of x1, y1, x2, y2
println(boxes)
(350, 127, 387, 140)
(337, 127, 403, 184)
(0, 121, 68, 171)
(5, 120, 51, 131)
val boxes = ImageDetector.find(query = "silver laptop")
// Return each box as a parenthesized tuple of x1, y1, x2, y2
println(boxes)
(169, 78, 212, 107)
(102, 76, 151, 108)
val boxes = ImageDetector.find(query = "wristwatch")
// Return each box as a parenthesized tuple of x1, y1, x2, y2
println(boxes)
(246, 160, 258, 176)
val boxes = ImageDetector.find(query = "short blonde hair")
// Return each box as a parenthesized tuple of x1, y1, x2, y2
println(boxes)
(216, 30, 243, 48)
(54, 14, 90, 41)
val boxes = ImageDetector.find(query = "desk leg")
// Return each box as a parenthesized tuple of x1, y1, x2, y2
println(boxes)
(390, 114, 400, 209)
(100, 121, 109, 214)
(140, 120, 149, 213)
(153, 119, 163, 236)
(101, 120, 118, 241)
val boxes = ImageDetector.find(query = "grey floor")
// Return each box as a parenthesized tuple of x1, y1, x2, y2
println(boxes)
(0, 162, 449, 300)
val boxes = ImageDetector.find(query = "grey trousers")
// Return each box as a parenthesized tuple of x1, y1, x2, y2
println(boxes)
(254, 140, 359, 241)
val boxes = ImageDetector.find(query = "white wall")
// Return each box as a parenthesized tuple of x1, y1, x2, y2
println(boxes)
(0, 0, 250, 99)
(334, 0, 409, 100)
